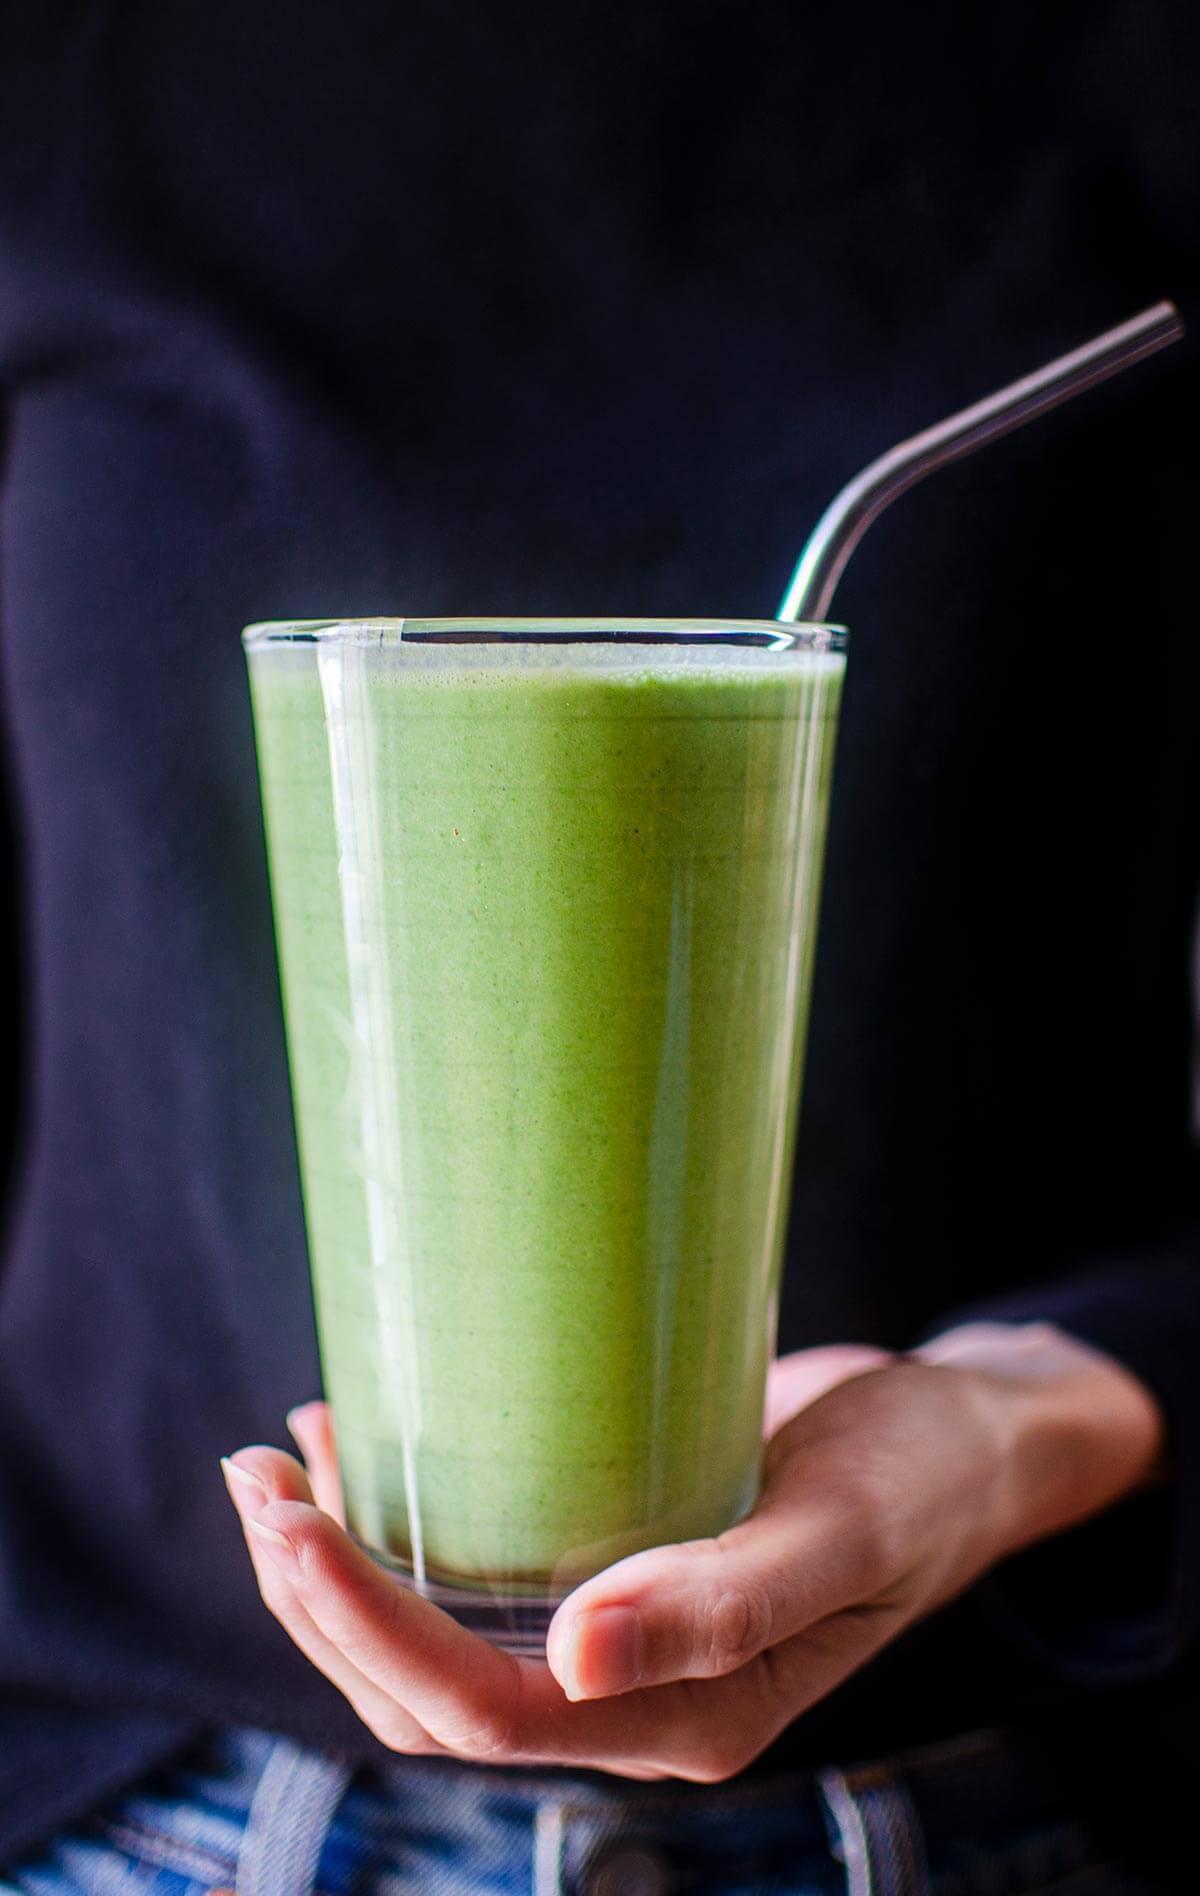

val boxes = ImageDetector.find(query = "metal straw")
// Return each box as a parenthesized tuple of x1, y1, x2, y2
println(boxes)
(778, 300, 1184, 624)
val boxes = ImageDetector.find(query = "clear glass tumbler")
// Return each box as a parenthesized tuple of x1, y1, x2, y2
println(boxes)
(244, 619, 846, 1650)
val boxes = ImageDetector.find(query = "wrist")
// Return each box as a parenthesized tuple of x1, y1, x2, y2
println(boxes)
(914, 1321, 1167, 1560)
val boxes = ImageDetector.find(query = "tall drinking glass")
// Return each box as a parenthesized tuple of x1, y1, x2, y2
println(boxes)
(244, 619, 846, 1650)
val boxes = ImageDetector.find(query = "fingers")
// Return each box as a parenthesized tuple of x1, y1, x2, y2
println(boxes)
(223, 1464, 762, 1775)
(545, 1470, 870, 1702)
(221, 1378, 923, 1786)
(224, 1454, 536, 1756)
(241, 1492, 549, 1758)
(222, 1449, 440, 1755)
(286, 1401, 345, 1523)
(224, 1445, 884, 1782)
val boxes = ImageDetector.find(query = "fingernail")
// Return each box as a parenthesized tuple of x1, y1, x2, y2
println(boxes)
(246, 1516, 304, 1582)
(285, 1407, 306, 1443)
(220, 1457, 269, 1517)
(564, 1605, 643, 1700)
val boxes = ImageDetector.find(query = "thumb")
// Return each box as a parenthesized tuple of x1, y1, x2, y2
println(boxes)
(545, 1474, 860, 1702)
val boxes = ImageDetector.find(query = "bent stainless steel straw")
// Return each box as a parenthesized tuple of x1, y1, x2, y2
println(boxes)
(779, 300, 1185, 625)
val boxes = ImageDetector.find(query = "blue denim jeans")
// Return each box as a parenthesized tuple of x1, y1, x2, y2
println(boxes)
(0, 1725, 1174, 1895)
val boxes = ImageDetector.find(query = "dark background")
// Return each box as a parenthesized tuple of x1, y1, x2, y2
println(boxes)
(0, 0, 1198, 1871)
(1, 0, 1196, 1334)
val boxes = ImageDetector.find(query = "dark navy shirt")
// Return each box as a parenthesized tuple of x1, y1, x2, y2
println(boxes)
(1, 0, 1198, 1870)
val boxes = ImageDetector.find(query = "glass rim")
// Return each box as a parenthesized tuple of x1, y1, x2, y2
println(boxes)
(241, 616, 848, 653)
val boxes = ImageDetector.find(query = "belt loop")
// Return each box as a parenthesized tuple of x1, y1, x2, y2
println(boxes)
(236, 1738, 353, 1896)
(819, 1769, 874, 1896)
(533, 1799, 566, 1896)
(818, 1767, 928, 1896)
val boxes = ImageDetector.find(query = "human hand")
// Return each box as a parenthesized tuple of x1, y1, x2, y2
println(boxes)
(222, 1326, 1161, 1782)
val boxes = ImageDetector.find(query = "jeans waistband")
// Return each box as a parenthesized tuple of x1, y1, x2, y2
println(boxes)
(63, 1722, 1142, 1896)
(223, 1723, 1108, 1896)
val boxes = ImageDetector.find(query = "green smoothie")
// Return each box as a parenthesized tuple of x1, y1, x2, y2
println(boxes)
(246, 623, 843, 1605)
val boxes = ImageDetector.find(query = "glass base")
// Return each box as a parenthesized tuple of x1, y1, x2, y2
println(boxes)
(363, 1543, 561, 1656)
